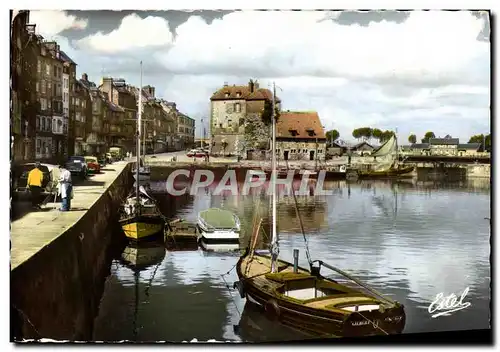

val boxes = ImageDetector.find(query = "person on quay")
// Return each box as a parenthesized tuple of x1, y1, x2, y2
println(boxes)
(27, 162, 44, 210)
(58, 164, 73, 211)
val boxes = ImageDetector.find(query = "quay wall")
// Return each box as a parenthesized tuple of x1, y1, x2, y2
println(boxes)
(10, 163, 133, 341)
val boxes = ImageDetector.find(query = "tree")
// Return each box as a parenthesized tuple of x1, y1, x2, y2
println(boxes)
(244, 113, 270, 150)
(408, 134, 417, 144)
(372, 128, 382, 142)
(468, 133, 491, 151)
(325, 129, 340, 145)
(352, 128, 362, 141)
(260, 100, 280, 125)
(380, 130, 395, 143)
(359, 127, 373, 141)
(421, 131, 435, 143)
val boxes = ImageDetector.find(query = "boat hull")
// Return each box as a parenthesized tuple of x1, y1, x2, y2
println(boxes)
(198, 227, 240, 251)
(235, 250, 406, 338)
(357, 166, 415, 179)
(119, 215, 164, 241)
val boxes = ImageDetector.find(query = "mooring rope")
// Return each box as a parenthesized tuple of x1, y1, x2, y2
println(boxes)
(284, 160, 312, 266)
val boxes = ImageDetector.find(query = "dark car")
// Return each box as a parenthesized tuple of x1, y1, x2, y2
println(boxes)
(12, 163, 54, 200)
(65, 156, 88, 180)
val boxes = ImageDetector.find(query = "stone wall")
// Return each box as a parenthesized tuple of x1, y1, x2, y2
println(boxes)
(466, 164, 490, 178)
(276, 140, 326, 161)
(10, 164, 133, 341)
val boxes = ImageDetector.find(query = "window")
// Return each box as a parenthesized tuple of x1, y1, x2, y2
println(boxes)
(48, 100, 51, 110)
(48, 82, 52, 93)
(53, 65, 57, 77)
(36, 116, 40, 130)
(72, 97, 75, 106)
(45, 63, 50, 76)
(82, 100, 86, 108)
(41, 80, 46, 94)
(36, 82, 39, 92)
(234, 103, 241, 113)
(236, 92, 241, 97)
(40, 98, 47, 111)
(36, 139, 41, 153)
(225, 92, 230, 98)
(37, 60, 41, 73)
(42, 117, 46, 131)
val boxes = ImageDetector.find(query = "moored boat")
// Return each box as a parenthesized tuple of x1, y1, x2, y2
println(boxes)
(234, 82, 406, 338)
(119, 186, 165, 241)
(119, 61, 164, 242)
(197, 207, 241, 251)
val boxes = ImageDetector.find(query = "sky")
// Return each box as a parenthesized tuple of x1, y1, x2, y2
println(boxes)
(28, 10, 491, 144)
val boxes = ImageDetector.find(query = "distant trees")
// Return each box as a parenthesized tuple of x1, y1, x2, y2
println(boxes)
(325, 129, 340, 145)
(351, 127, 396, 144)
(421, 131, 436, 143)
(408, 134, 417, 144)
(261, 100, 280, 125)
(468, 133, 491, 151)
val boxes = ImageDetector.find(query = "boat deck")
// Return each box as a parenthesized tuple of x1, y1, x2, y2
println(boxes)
(241, 254, 381, 312)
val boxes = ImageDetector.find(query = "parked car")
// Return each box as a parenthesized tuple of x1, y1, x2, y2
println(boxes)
(12, 163, 58, 200)
(65, 156, 88, 180)
(187, 149, 207, 158)
(85, 156, 101, 174)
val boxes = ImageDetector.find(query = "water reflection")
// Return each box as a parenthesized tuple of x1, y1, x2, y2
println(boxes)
(94, 178, 490, 341)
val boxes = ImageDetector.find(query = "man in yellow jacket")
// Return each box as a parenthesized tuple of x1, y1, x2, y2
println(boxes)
(27, 162, 44, 209)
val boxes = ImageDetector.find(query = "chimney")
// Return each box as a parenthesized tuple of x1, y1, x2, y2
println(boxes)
(249, 79, 254, 93)
(82, 73, 88, 81)
(254, 81, 259, 90)
(223, 82, 228, 87)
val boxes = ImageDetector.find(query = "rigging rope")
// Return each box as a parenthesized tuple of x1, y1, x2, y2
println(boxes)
(284, 160, 312, 266)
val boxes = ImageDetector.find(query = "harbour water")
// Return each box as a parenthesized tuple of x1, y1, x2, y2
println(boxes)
(92, 178, 491, 342)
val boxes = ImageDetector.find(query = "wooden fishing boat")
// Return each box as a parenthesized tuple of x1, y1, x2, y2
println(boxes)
(119, 186, 165, 241)
(234, 82, 406, 339)
(357, 165, 415, 179)
(119, 61, 164, 241)
(197, 207, 241, 251)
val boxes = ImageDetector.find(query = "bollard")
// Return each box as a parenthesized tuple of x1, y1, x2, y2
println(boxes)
(293, 249, 299, 273)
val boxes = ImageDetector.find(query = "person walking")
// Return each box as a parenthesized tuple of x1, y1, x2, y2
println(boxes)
(58, 164, 73, 211)
(27, 162, 44, 209)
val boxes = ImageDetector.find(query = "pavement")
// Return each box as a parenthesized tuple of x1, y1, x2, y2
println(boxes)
(10, 161, 129, 271)
(142, 151, 360, 169)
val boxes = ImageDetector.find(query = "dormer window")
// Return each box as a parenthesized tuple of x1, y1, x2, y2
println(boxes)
(236, 92, 241, 98)
(289, 129, 299, 137)
(306, 128, 315, 137)
(225, 92, 230, 98)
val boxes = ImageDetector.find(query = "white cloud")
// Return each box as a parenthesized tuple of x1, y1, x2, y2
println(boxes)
(156, 10, 488, 85)
(76, 13, 173, 53)
(29, 10, 87, 38)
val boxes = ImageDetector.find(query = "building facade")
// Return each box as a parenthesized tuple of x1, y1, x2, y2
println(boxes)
(11, 11, 39, 164)
(60, 51, 76, 156)
(210, 79, 276, 156)
(73, 79, 91, 155)
(275, 111, 326, 162)
(177, 113, 195, 150)
(99, 77, 138, 153)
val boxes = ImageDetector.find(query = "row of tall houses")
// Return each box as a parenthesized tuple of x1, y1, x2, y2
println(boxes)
(10, 11, 195, 165)
(209, 79, 327, 160)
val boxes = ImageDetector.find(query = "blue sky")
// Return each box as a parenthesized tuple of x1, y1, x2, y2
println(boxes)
(28, 10, 490, 144)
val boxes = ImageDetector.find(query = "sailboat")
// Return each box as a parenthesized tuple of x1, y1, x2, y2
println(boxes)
(132, 76, 151, 182)
(119, 61, 165, 241)
(357, 134, 414, 179)
(234, 82, 406, 338)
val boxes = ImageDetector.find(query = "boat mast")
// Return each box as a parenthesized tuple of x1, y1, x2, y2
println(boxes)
(270, 82, 279, 273)
(136, 61, 142, 206)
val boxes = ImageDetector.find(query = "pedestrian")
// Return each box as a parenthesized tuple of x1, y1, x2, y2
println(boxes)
(27, 162, 44, 209)
(58, 164, 73, 211)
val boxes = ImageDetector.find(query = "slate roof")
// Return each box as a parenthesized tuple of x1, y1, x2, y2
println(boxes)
(429, 138, 459, 145)
(210, 83, 280, 102)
